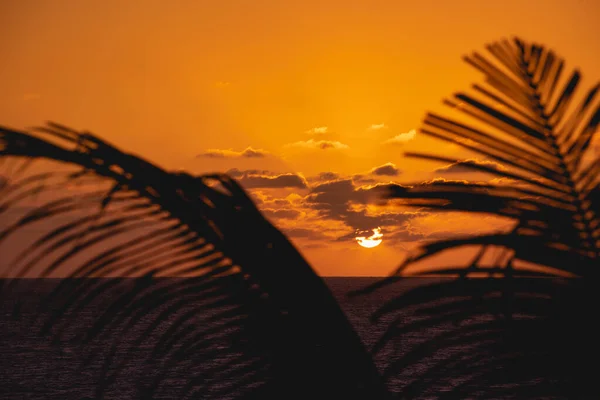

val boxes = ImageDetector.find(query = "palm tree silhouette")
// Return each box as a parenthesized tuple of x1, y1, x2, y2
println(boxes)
(355, 37, 600, 398)
(1, 37, 598, 399)
(0, 124, 388, 399)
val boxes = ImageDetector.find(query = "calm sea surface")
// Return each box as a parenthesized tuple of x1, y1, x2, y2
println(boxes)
(0, 278, 567, 399)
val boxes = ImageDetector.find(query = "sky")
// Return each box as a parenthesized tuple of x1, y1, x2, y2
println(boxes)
(1, 0, 599, 276)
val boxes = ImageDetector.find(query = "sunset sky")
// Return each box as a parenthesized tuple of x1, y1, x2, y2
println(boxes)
(1, 0, 599, 276)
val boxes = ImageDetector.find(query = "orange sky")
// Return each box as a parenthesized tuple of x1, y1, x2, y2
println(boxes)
(1, 0, 599, 276)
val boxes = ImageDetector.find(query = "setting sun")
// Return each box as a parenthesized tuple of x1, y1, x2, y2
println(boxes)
(356, 227, 383, 249)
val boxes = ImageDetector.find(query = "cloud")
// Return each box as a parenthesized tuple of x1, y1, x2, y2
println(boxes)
(421, 177, 473, 185)
(262, 208, 302, 219)
(307, 172, 341, 183)
(368, 123, 387, 131)
(308, 179, 404, 208)
(316, 172, 340, 181)
(240, 174, 307, 189)
(308, 172, 378, 185)
(249, 190, 294, 207)
(370, 162, 401, 176)
(227, 169, 308, 189)
(352, 174, 378, 185)
(198, 147, 268, 158)
(434, 159, 506, 174)
(227, 168, 271, 178)
(302, 177, 506, 245)
(307, 179, 357, 206)
(401, 177, 486, 190)
(305, 126, 329, 135)
(305, 179, 416, 235)
(284, 139, 349, 150)
(246, 172, 499, 247)
(336, 227, 381, 242)
(382, 129, 417, 145)
(331, 225, 424, 244)
(244, 168, 511, 248)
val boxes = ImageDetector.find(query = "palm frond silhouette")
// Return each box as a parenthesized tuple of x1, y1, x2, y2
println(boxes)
(0, 125, 387, 399)
(387, 38, 599, 276)
(1, 37, 599, 399)
(356, 37, 600, 398)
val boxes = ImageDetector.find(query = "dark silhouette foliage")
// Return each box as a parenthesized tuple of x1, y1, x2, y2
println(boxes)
(356, 37, 600, 398)
(0, 125, 387, 399)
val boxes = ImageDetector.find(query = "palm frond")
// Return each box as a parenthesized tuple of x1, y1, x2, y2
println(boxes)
(362, 37, 600, 398)
(0, 124, 388, 399)
(389, 37, 599, 277)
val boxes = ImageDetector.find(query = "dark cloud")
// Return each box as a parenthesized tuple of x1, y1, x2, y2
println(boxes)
(419, 177, 487, 187)
(305, 179, 417, 236)
(227, 168, 271, 178)
(333, 223, 426, 245)
(240, 174, 307, 189)
(342, 209, 416, 233)
(308, 172, 377, 185)
(336, 228, 384, 242)
(352, 174, 378, 185)
(385, 178, 487, 201)
(240, 148, 267, 158)
(307, 171, 341, 184)
(197, 147, 268, 158)
(227, 169, 308, 189)
(308, 179, 355, 205)
(262, 208, 301, 219)
(308, 179, 390, 207)
(434, 159, 505, 174)
(268, 198, 294, 208)
(317, 172, 340, 181)
(248, 192, 293, 207)
(370, 162, 401, 176)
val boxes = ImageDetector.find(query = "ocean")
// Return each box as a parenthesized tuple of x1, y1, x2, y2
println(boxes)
(0, 277, 585, 399)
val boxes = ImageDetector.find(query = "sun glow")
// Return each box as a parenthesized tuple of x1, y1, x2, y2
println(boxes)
(356, 227, 383, 248)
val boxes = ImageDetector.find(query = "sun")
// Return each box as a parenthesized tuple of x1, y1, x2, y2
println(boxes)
(356, 227, 383, 249)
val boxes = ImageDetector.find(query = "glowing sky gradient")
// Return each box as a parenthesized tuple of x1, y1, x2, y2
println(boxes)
(1, 0, 599, 275)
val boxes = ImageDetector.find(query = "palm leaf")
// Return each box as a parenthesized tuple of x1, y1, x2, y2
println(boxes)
(385, 37, 599, 277)
(0, 124, 388, 399)
(360, 37, 600, 398)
